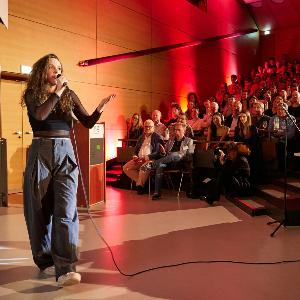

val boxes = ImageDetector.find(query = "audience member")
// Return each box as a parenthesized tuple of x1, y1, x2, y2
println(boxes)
(123, 119, 164, 194)
(142, 123, 194, 200)
(268, 103, 296, 171)
(207, 112, 229, 149)
(152, 110, 168, 140)
(225, 100, 242, 139)
(127, 113, 143, 145)
(165, 102, 182, 126)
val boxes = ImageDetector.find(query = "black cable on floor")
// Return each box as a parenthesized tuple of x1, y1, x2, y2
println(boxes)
(72, 129, 300, 278)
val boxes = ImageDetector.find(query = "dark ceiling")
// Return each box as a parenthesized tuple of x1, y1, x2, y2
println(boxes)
(242, 0, 300, 31)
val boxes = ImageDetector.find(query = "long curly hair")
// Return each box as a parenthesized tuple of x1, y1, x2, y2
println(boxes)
(21, 53, 73, 112)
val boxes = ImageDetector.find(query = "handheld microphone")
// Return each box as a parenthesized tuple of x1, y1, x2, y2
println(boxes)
(56, 74, 68, 87)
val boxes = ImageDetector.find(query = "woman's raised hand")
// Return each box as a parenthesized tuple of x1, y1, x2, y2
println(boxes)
(97, 94, 116, 113)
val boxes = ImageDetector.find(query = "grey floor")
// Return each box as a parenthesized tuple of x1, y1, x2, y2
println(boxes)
(1, 187, 300, 300)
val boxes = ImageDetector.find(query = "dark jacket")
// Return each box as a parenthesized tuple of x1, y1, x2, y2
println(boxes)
(134, 132, 164, 160)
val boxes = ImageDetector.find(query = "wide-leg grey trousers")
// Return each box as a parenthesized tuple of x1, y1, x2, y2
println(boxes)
(23, 138, 79, 279)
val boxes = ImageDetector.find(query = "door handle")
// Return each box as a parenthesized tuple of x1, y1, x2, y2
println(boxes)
(25, 131, 33, 134)
(14, 131, 22, 135)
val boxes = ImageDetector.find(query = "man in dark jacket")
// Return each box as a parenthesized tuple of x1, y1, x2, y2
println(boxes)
(123, 119, 164, 194)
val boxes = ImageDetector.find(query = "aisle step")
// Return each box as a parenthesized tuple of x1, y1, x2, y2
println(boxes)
(227, 196, 267, 216)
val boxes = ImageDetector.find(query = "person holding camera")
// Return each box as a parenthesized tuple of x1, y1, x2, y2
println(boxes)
(193, 142, 251, 205)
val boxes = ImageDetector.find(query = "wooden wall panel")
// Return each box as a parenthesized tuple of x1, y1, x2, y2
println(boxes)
(152, 0, 193, 35)
(97, 41, 152, 91)
(151, 20, 191, 49)
(151, 56, 175, 95)
(1, 80, 24, 192)
(0, 16, 96, 83)
(97, 0, 151, 50)
(9, 0, 97, 39)
(109, 0, 152, 16)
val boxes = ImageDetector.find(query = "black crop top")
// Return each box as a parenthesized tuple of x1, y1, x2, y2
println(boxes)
(25, 88, 102, 132)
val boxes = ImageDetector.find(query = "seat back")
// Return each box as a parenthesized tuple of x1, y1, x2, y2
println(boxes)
(116, 147, 135, 163)
(261, 139, 277, 161)
(193, 148, 215, 168)
(193, 148, 216, 178)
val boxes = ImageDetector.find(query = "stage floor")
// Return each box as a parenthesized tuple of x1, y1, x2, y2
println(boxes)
(1, 187, 300, 299)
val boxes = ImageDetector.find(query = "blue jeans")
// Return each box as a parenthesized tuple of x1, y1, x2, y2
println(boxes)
(23, 138, 79, 279)
(153, 152, 183, 194)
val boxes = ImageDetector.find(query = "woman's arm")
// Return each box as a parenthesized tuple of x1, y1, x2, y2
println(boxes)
(72, 90, 115, 128)
(25, 90, 61, 120)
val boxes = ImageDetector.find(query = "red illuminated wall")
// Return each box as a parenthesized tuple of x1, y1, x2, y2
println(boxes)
(258, 26, 300, 65)
(100, 0, 259, 156)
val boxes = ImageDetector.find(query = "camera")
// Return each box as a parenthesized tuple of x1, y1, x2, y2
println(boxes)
(214, 147, 223, 160)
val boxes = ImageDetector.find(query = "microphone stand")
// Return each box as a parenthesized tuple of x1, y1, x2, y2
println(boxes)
(267, 109, 300, 237)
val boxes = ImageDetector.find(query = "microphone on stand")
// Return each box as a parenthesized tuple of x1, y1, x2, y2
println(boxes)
(280, 103, 289, 114)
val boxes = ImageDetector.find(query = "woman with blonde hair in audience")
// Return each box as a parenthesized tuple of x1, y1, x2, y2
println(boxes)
(234, 110, 259, 181)
(234, 111, 257, 145)
(288, 91, 300, 123)
(127, 113, 143, 145)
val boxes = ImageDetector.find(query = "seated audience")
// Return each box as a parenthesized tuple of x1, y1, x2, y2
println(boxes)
(123, 119, 164, 194)
(252, 101, 270, 136)
(207, 112, 229, 149)
(240, 90, 249, 112)
(185, 92, 199, 120)
(152, 110, 168, 140)
(268, 103, 296, 172)
(165, 102, 182, 126)
(188, 107, 203, 131)
(127, 113, 143, 146)
(234, 111, 258, 147)
(228, 74, 241, 98)
(142, 123, 194, 200)
(199, 98, 211, 118)
(193, 142, 251, 204)
(288, 91, 300, 122)
(265, 95, 284, 117)
(248, 96, 258, 116)
(169, 113, 194, 140)
(215, 82, 228, 107)
(225, 100, 242, 139)
(222, 95, 235, 119)
(201, 101, 219, 130)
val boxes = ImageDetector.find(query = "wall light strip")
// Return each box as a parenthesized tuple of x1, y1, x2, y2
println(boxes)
(78, 28, 258, 67)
